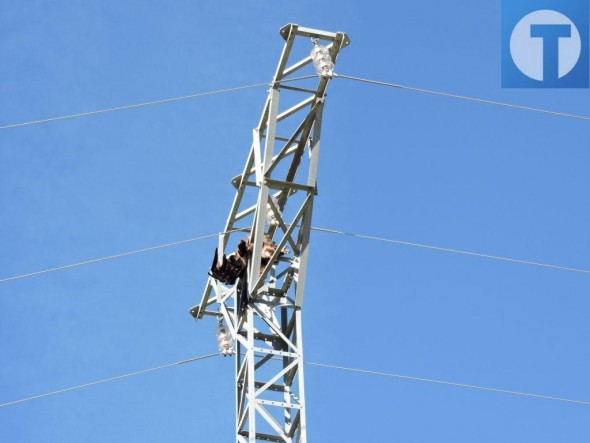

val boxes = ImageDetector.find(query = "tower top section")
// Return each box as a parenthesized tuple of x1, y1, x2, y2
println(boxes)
(279, 23, 351, 48)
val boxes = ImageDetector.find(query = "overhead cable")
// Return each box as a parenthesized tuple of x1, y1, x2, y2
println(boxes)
(305, 360, 590, 406)
(0, 229, 248, 283)
(0, 353, 219, 409)
(0, 76, 317, 131)
(2, 227, 589, 284)
(3, 74, 588, 131)
(311, 227, 590, 275)
(336, 74, 590, 121)
(2, 354, 587, 409)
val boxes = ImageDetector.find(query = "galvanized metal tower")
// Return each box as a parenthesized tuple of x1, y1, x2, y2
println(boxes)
(190, 24, 349, 443)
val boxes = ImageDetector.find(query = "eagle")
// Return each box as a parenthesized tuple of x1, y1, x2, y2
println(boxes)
(209, 235, 288, 314)
(209, 235, 288, 286)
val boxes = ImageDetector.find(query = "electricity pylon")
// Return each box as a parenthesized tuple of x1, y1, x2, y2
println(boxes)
(190, 24, 349, 443)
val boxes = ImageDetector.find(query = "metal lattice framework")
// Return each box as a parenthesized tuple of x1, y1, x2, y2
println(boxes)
(190, 24, 349, 443)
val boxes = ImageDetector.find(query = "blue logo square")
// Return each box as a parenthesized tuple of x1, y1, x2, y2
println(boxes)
(502, 0, 589, 88)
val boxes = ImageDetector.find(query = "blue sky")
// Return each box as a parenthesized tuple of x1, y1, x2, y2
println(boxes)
(1, 1, 589, 442)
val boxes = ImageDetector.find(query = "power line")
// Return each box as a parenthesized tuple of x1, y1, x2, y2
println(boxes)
(0, 230, 227, 283)
(0, 76, 317, 131)
(0, 353, 219, 409)
(311, 227, 590, 275)
(0, 228, 250, 283)
(0, 84, 264, 130)
(304, 360, 590, 406)
(2, 354, 586, 409)
(336, 74, 590, 122)
(2, 226, 589, 284)
(3, 74, 588, 132)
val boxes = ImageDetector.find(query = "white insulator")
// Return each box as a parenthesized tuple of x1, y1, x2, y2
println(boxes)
(266, 196, 281, 226)
(310, 44, 334, 77)
(310, 45, 329, 60)
(216, 323, 234, 355)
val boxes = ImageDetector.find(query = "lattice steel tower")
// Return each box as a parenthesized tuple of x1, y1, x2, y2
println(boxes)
(190, 24, 350, 443)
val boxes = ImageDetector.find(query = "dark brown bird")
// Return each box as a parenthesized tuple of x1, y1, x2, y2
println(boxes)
(209, 235, 287, 285)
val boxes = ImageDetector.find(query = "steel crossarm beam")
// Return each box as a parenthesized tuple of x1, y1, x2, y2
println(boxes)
(189, 24, 349, 443)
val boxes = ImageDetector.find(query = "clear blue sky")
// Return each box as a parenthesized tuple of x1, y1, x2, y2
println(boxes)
(1, 1, 589, 442)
